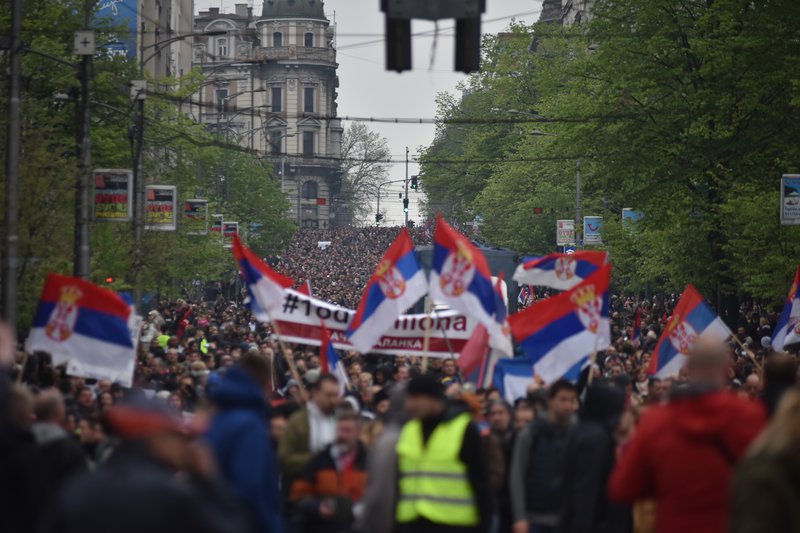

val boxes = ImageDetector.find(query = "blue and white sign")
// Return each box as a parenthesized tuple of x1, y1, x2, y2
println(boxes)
(96, 0, 138, 59)
(622, 208, 644, 223)
(583, 216, 603, 245)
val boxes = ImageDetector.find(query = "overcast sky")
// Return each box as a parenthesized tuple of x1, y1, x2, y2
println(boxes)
(196, 0, 544, 224)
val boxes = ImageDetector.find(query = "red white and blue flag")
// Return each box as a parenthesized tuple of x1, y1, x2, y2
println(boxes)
(513, 251, 608, 290)
(631, 307, 642, 343)
(29, 274, 135, 368)
(518, 285, 531, 307)
(232, 235, 295, 321)
(320, 322, 350, 394)
(647, 285, 732, 378)
(509, 264, 612, 384)
(347, 228, 428, 353)
(772, 266, 800, 352)
(429, 216, 513, 356)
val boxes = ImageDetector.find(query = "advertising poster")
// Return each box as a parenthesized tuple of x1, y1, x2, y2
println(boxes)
(781, 174, 800, 225)
(556, 219, 575, 246)
(145, 186, 177, 231)
(183, 199, 208, 235)
(93, 169, 132, 221)
(222, 221, 239, 248)
(583, 216, 604, 245)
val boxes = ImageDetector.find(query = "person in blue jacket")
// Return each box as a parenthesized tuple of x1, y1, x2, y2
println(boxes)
(205, 351, 284, 533)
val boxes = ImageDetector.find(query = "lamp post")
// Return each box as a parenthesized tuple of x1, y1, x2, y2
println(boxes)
(376, 178, 408, 226)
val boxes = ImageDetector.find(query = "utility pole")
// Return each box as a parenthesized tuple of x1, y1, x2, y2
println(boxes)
(575, 160, 582, 249)
(74, 2, 95, 280)
(131, 24, 148, 310)
(404, 146, 410, 227)
(2, 0, 22, 328)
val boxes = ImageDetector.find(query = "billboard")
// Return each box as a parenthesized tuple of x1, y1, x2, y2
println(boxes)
(145, 186, 177, 231)
(781, 174, 800, 225)
(211, 214, 223, 234)
(556, 219, 575, 246)
(183, 199, 209, 235)
(622, 208, 644, 223)
(583, 216, 603, 245)
(93, 169, 132, 221)
(222, 221, 239, 248)
(96, 0, 138, 59)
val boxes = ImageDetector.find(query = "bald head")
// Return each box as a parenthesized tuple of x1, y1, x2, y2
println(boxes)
(35, 388, 66, 424)
(686, 339, 730, 388)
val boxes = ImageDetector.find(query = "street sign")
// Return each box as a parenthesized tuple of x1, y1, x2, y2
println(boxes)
(93, 169, 132, 222)
(583, 216, 603, 245)
(556, 219, 575, 246)
(781, 174, 800, 225)
(145, 185, 177, 231)
(73, 30, 96, 56)
(622, 208, 644, 223)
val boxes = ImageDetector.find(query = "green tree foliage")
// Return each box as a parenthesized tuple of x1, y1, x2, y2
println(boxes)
(421, 1, 800, 308)
(1, 0, 294, 325)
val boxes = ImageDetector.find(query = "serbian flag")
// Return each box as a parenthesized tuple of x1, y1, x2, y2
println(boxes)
(29, 274, 134, 368)
(513, 251, 607, 290)
(430, 216, 512, 355)
(772, 266, 800, 352)
(631, 307, 642, 343)
(297, 280, 313, 296)
(647, 285, 732, 378)
(347, 228, 427, 353)
(232, 235, 295, 321)
(509, 264, 612, 384)
(456, 324, 489, 385)
(320, 323, 350, 394)
(518, 285, 531, 307)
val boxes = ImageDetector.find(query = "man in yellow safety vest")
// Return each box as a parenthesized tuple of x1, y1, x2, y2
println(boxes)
(395, 374, 490, 533)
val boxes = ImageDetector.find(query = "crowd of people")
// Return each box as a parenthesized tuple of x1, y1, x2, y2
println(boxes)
(1, 226, 799, 533)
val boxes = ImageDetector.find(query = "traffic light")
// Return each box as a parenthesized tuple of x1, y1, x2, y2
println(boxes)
(105, 276, 114, 284)
(375, 213, 384, 223)
(410, 175, 418, 190)
(403, 198, 409, 213)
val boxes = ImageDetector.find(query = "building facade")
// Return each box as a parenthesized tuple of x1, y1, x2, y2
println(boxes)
(538, 0, 598, 25)
(192, 0, 343, 228)
(140, 0, 195, 79)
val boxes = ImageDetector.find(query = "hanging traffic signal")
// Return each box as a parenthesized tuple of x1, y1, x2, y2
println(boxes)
(403, 198, 409, 213)
(375, 213, 384, 223)
(105, 277, 114, 284)
(410, 175, 418, 190)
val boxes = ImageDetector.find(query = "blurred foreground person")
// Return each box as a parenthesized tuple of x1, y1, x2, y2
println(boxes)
(395, 375, 490, 533)
(45, 396, 248, 533)
(559, 383, 631, 533)
(730, 388, 800, 533)
(609, 340, 766, 533)
(205, 353, 283, 533)
(290, 409, 367, 533)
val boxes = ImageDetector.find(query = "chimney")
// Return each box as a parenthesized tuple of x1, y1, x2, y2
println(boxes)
(235, 3, 248, 17)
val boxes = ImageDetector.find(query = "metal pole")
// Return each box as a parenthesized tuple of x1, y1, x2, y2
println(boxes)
(2, 0, 22, 328)
(74, 6, 93, 279)
(575, 160, 582, 250)
(404, 146, 409, 227)
(132, 97, 145, 309)
(376, 182, 382, 225)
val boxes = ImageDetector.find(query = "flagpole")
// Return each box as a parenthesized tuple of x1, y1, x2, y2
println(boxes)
(731, 334, 763, 370)
(587, 333, 601, 385)
(266, 312, 309, 402)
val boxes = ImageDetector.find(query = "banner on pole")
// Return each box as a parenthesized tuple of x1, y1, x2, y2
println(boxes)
(583, 215, 603, 245)
(556, 219, 575, 246)
(781, 174, 800, 225)
(271, 290, 476, 358)
(145, 186, 177, 231)
(93, 169, 132, 222)
(222, 221, 239, 248)
(183, 199, 208, 235)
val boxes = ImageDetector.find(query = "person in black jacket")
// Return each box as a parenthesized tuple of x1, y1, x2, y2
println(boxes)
(30, 388, 87, 490)
(43, 396, 250, 533)
(558, 382, 632, 533)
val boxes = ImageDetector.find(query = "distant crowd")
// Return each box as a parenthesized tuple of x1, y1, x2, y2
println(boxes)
(1, 227, 799, 533)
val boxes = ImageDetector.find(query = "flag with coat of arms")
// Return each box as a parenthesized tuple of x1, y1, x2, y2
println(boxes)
(232, 235, 295, 321)
(513, 251, 607, 291)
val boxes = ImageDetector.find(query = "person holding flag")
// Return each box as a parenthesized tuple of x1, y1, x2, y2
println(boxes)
(320, 323, 351, 395)
(771, 265, 800, 352)
(347, 228, 427, 354)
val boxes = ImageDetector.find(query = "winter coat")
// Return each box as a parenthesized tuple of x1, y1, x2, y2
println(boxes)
(43, 442, 248, 533)
(730, 449, 800, 533)
(609, 389, 766, 533)
(0, 420, 48, 533)
(278, 406, 312, 478)
(205, 367, 284, 533)
(31, 422, 87, 490)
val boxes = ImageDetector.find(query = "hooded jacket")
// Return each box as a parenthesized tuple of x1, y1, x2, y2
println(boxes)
(609, 388, 766, 533)
(205, 367, 284, 533)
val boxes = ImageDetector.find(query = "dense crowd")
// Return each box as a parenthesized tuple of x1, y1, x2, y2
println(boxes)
(1, 227, 799, 533)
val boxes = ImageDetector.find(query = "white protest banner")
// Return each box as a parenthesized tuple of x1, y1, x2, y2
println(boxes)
(271, 290, 476, 358)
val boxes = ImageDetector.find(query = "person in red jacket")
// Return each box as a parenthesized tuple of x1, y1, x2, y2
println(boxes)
(608, 339, 766, 533)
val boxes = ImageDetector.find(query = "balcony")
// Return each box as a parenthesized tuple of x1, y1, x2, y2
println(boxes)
(257, 46, 336, 64)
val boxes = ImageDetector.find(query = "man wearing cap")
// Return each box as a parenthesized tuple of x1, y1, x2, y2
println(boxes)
(394, 374, 490, 533)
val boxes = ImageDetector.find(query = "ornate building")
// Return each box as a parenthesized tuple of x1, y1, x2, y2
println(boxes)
(538, 0, 598, 25)
(192, 0, 343, 228)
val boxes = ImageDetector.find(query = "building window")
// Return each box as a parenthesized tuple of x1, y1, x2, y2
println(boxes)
(215, 88, 228, 114)
(304, 32, 314, 47)
(302, 131, 315, 156)
(301, 180, 318, 199)
(303, 87, 315, 113)
(217, 38, 228, 58)
(301, 205, 319, 228)
(273, 31, 283, 47)
(269, 130, 285, 154)
(271, 87, 282, 112)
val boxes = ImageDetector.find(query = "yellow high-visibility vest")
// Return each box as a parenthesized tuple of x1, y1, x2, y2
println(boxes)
(395, 412, 479, 526)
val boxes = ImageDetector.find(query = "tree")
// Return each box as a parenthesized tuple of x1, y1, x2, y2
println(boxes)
(339, 123, 391, 224)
